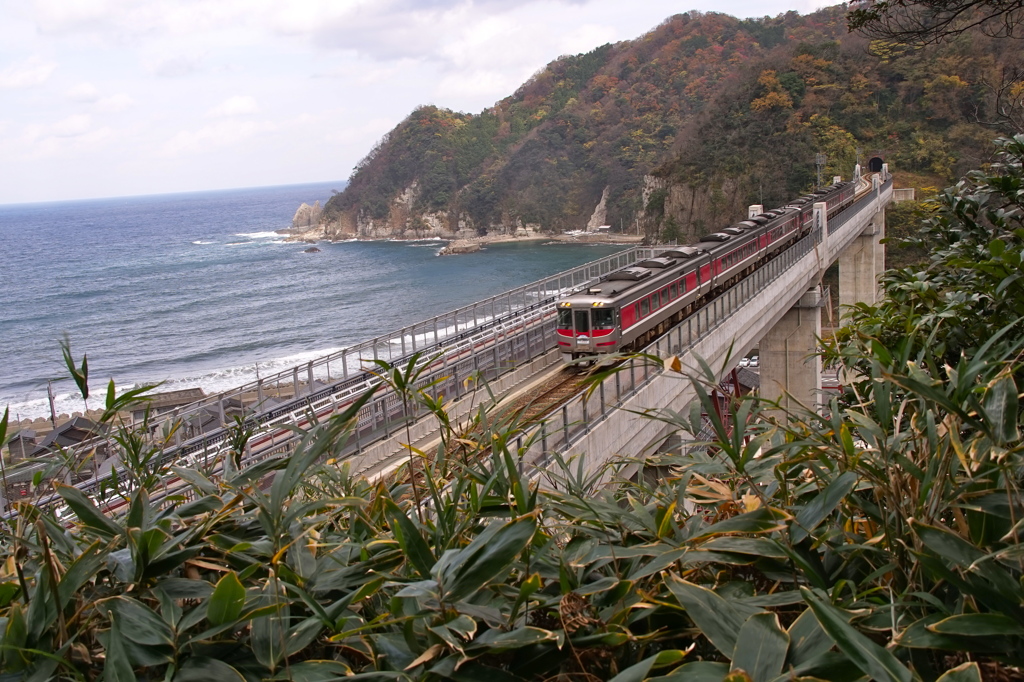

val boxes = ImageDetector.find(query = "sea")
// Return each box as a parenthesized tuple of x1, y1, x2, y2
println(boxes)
(0, 182, 626, 422)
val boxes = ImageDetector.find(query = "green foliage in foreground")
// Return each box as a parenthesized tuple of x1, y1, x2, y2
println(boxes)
(2, 138, 1024, 681)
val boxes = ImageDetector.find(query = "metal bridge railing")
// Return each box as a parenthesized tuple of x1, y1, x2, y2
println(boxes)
(157, 246, 653, 431)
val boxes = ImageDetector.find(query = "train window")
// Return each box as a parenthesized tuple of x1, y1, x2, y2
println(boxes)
(670, 282, 677, 298)
(593, 308, 615, 329)
(661, 288, 669, 305)
(651, 294, 660, 311)
(574, 310, 590, 333)
(640, 298, 650, 316)
(557, 309, 572, 328)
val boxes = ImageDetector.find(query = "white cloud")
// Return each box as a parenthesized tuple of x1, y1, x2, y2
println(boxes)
(315, 60, 406, 86)
(51, 114, 93, 137)
(160, 119, 278, 157)
(559, 23, 617, 56)
(8, 114, 114, 161)
(96, 93, 136, 112)
(0, 56, 57, 89)
(67, 81, 101, 102)
(208, 95, 259, 117)
(150, 53, 205, 78)
(67, 83, 135, 111)
(324, 116, 395, 146)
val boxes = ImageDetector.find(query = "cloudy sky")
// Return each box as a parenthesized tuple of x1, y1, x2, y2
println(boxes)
(0, 0, 836, 205)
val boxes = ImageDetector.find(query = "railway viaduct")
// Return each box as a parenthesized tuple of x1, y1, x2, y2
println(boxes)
(357, 166, 894, 483)
(517, 166, 894, 481)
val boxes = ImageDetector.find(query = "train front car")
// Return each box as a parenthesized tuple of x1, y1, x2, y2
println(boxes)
(556, 290, 622, 362)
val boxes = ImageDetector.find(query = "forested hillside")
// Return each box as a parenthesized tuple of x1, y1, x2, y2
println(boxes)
(321, 4, 1021, 241)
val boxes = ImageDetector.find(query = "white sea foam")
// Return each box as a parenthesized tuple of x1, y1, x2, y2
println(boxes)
(5, 385, 129, 426)
(235, 231, 281, 239)
(152, 347, 352, 398)
(386, 310, 501, 350)
(3, 347, 354, 422)
(192, 240, 215, 245)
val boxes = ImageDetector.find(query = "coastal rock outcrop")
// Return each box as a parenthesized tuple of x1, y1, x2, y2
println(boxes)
(437, 240, 481, 256)
(323, 181, 481, 241)
(292, 201, 323, 229)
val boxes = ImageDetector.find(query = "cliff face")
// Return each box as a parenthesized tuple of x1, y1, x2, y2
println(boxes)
(292, 200, 323, 229)
(322, 182, 477, 240)
(314, 6, 1020, 242)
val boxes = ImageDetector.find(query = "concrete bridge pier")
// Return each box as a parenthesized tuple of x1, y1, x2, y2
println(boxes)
(759, 286, 824, 418)
(839, 172, 886, 311)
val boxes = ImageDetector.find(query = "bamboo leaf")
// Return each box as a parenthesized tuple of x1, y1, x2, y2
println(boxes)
(251, 577, 289, 673)
(983, 374, 1019, 445)
(174, 657, 247, 681)
(383, 499, 435, 578)
(104, 596, 174, 647)
(463, 626, 558, 654)
(56, 483, 123, 540)
(731, 612, 790, 682)
(701, 537, 787, 559)
(936, 662, 982, 682)
(650, 661, 730, 682)
(436, 515, 537, 602)
(269, 660, 353, 681)
(792, 471, 858, 544)
(786, 608, 835, 667)
(207, 572, 246, 626)
(103, 614, 137, 682)
(927, 613, 1024, 637)
(666, 575, 762, 657)
(801, 588, 912, 682)
(690, 507, 792, 542)
(609, 649, 691, 682)
(57, 543, 105, 609)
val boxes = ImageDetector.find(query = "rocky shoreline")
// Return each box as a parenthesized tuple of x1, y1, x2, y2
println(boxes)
(280, 225, 645, 255)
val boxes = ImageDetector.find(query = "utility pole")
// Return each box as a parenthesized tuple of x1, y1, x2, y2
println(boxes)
(47, 379, 57, 429)
(815, 152, 827, 189)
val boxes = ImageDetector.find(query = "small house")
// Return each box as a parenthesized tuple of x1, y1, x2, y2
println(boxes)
(5, 429, 37, 462)
(131, 387, 207, 424)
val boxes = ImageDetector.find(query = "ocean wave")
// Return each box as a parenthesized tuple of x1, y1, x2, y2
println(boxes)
(234, 231, 282, 239)
(192, 240, 215, 245)
(152, 347, 351, 397)
(3, 346, 352, 422)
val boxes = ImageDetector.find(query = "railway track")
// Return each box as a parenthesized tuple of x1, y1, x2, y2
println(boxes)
(503, 368, 591, 427)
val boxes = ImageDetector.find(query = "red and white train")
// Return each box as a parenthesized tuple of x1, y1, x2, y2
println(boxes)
(556, 180, 858, 362)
